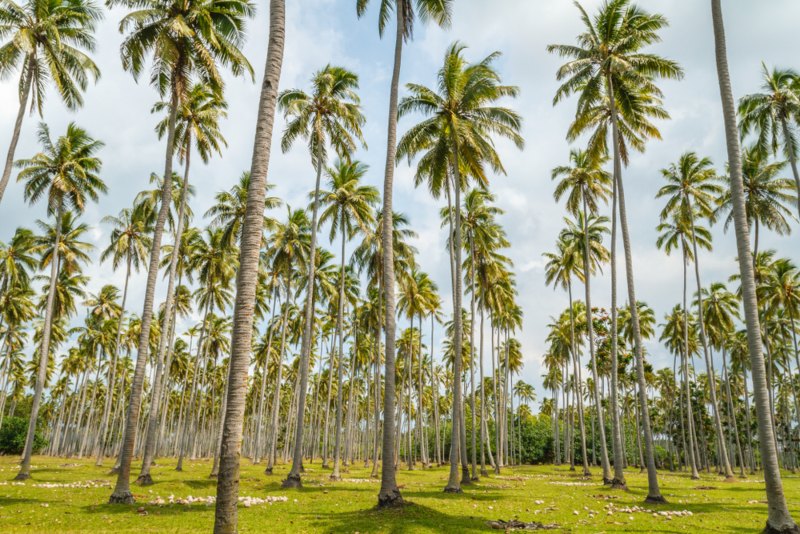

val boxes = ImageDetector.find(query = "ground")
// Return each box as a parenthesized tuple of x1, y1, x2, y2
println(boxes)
(0, 456, 798, 532)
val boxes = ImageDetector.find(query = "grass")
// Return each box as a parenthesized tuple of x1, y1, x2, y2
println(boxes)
(0, 455, 798, 532)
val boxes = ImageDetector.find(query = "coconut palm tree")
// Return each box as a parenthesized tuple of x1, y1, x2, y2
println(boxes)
(14, 122, 104, 479)
(657, 151, 734, 478)
(548, 0, 683, 502)
(206, 172, 281, 249)
(543, 241, 590, 475)
(709, 1, 798, 530)
(318, 158, 378, 480)
(109, 0, 253, 505)
(355, 0, 453, 508)
(0, 0, 102, 203)
(278, 64, 366, 488)
(138, 82, 228, 485)
(739, 63, 800, 217)
(397, 42, 523, 493)
(715, 146, 796, 258)
(95, 207, 151, 466)
(552, 148, 613, 483)
(0, 228, 38, 294)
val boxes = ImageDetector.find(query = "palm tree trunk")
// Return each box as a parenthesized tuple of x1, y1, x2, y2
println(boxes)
(110, 76, 180, 503)
(611, 88, 664, 500)
(16, 203, 62, 480)
(609, 174, 626, 488)
(266, 283, 290, 474)
(253, 292, 278, 463)
(0, 55, 34, 204)
(331, 225, 348, 480)
(469, 245, 478, 479)
(283, 143, 324, 488)
(581, 196, 611, 482)
(213, 2, 285, 528)
(323, 330, 335, 468)
(710, 2, 798, 529)
(95, 253, 132, 466)
(138, 148, 192, 484)
(722, 348, 746, 476)
(479, 304, 488, 476)
(567, 281, 590, 476)
(689, 217, 734, 478)
(376, 5, 405, 508)
(445, 146, 467, 491)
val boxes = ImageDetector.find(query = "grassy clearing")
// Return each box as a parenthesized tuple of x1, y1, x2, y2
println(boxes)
(0, 455, 798, 532)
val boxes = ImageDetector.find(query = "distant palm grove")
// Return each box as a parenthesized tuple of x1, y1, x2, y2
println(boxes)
(1, 0, 799, 533)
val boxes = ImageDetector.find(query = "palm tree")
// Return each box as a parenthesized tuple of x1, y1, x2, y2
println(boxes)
(543, 242, 590, 475)
(206, 172, 281, 249)
(318, 158, 378, 480)
(0, 0, 102, 203)
(548, 0, 683, 503)
(14, 122, 104, 480)
(138, 81, 228, 486)
(95, 207, 151, 466)
(552, 148, 613, 483)
(715, 146, 796, 258)
(108, 0, 253, 505)
(278, 64, 366, 488)
(356, 0, 452, 508)
(709, 1, 798, 530)
(657, 151, 734, 479)
(0, 228, 38, 294)
(211, 0, 286, 507)
(397, 42, 523, 493)
(739, 63, 800, 217)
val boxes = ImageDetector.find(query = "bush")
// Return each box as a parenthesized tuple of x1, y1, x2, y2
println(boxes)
(0, 417, 47, 455)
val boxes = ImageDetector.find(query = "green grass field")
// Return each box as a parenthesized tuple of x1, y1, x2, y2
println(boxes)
(0, 455, 798, 532)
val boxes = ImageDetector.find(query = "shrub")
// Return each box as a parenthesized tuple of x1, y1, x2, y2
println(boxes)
(0, 417, 47, 455)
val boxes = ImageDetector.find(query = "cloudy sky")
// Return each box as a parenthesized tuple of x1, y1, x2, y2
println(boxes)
(1, 0, 798, 400)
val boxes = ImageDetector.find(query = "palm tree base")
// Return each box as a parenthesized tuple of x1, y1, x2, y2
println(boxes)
(443, 485, 462, 494)
(208, 473, 218, 479)
(135, 474, 153, 486)
(264, 467, 273, 475)
(645, 495, 668, 505)
(330, 474, 341, 481)
(281, 474, 302, 488)
(480, 469, 489, 477)
(377, 489, 404, 508)
(109, 467, 121, 475)
(471, 476, 480, 482)
(13, 472, 30, 481)
(109, 490, 135, 505)
(763, 522, 800, 534)
(609, 478, 627, 490)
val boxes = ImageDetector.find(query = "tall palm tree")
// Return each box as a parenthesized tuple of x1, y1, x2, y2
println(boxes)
(206, 172, 281, 249)
(108, 0, 253, 505)
(356, 0, 452, 508)
(397, 42, 523, 493)
(739, 63, 800, 217)
(548, 0, 683, 503)
(14, 122, 104, 480)
(710, 1, 799, 530)
(552, 148, 613, 483)
(715, 146, 796, 258)
(138, 81, 228, 485)
(657, 152, 734, 479)
(0, 0, 102, 203)
(95, 207, 151, 466)
(318, 158, 378, 480)
(278, 65, 366, 488)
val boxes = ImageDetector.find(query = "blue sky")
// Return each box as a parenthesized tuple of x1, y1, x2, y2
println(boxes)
(1, 0, 798, 401)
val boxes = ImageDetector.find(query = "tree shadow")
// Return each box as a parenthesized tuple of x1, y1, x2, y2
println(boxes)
(183, 479, 218, 489)
(310, 501, 493, 534)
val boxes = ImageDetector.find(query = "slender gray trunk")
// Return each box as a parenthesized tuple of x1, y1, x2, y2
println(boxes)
(16, 203, 62, 480)
(711, 2, 798, 529)
(0, 55, 34, 204)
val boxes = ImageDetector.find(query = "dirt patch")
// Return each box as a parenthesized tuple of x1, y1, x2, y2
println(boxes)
(487, 519, 560, 530)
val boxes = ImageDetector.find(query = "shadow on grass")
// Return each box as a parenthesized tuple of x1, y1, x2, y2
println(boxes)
(310, 501, 491, 534)
(183, 479, 218, 489)
(0, 496, 47, 506)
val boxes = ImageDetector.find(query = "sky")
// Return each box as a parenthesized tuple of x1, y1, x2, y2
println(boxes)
(1, 0, 799, 402)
